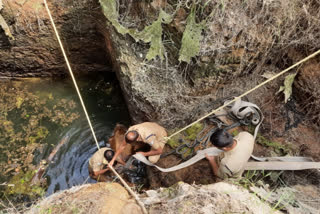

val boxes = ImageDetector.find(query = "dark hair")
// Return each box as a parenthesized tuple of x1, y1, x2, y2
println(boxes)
(125, 130, 139, 144)
(104, 150, 115, 162)
(210, 129, 234, 148)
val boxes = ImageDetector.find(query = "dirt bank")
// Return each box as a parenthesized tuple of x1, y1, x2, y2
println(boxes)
(25, 181, 319, 214)
(0, 0, 110, 77)
(99, 0, 320, 128)
(1, 0, 320, 129)
(27, 183, 143, 214)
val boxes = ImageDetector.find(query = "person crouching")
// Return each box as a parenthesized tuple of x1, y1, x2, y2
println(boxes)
(108, 122, 167, 168)
(88, 148, 116, 180)
(205, 129, 254, 179)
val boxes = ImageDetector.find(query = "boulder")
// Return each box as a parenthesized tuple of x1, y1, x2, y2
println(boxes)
(142, 182, 283, 214)
(28, 183, 142, 214)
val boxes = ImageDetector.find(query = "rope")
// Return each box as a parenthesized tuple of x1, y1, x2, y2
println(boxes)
(43, 1, 147, 213)
(108, 166, 148, 214)
(167, 49, 320, 140)
(43, 0, 100, 150)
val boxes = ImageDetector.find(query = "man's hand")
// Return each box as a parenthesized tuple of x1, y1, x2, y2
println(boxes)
(108, 159, 115, 169)
(205, 153, 215, 161)
(137, 147, 162, 157)
(108, 139, 126, 169)
(205, 153, 219, 176)
(117, 157, 126, 165)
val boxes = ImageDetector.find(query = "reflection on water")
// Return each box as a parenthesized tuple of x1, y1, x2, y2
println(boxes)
(45, 120, 107, 195)
(0, 73, 130, 197)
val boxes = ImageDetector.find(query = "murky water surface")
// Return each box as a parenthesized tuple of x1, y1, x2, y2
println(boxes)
(0, 73, 130, 198)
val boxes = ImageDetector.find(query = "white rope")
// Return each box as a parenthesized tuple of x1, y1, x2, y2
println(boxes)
(167, 49, 320, 139)
(43, 0, 100, 150)
(43, 1, 147, 213)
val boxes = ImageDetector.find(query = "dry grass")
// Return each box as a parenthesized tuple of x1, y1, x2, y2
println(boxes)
(201, 0, 320, 74)
(132, 0, 320, 128)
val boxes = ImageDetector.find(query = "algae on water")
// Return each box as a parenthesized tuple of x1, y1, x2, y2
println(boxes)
(0, 81, 80, 191)
(5, 170, 45, 198)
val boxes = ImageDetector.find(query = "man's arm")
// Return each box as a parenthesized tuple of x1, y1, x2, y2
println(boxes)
(205, 154, 219, 176)
(137, 147, 162, 157)
(116, 157, 126, 165)
(108, 140, 126, 168)
(92, 168, 109, 177)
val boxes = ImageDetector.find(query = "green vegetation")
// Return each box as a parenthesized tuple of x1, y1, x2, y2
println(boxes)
(184, 123, 204, 141)
(28, 127, 49, 144)
(248, 126, 293, 155)
(160, 182, 182, 199)
(5, 170, 45, 198)
(277, 73, 297, 103)
(137, 10, 173, 61)
(99, 0, 207, 62)
(236, 170, 272, 189)
(99, 0, 129, 35)
(167, 134, 181, 148)
(255, 134, 292, 155)
(0, 80, 80, 204)
(167, 123, 204, 159)
(167, 123, 204, 148)
(231, 129, 240, 137)
(179, 6, 205, 63)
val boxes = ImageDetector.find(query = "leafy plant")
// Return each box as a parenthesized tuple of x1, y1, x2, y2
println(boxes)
(179, 5, 205, 63)
(0, 0, 15, 40)
(277, 73, 297, 103)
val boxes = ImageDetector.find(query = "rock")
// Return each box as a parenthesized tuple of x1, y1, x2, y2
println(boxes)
(251, 184, 320, 214)
(28, 183, 143, 214)
(142, 182, 282, 214)
(294, 61, 320, 127)
(0, 0, 111, 77)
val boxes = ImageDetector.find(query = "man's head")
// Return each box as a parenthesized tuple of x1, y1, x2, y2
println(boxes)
(104, 149, 115, 162)
(210, 129, 234, 150)
(125, 130, 139, 144)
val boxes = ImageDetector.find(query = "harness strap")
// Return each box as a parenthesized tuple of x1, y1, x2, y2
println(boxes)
(225, 98, 263, 140)
(245, 161, 320, 170)
(134, 149, 320, 172)
(138, 99, 318, 173)
(250, 155, 313, 162)
(133, 147, 222, 172)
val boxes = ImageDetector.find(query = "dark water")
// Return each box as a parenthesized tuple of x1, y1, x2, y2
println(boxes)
(43, 74, 130, 195)
(0, 73, 130, 196)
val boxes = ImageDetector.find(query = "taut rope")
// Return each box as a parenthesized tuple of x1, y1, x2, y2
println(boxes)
(43, 1, 147, 213)
(167, 49, 320, 140)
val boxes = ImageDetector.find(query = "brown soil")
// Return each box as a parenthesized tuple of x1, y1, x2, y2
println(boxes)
(294, 60, 320, 127)
(147, 146, 217, 189)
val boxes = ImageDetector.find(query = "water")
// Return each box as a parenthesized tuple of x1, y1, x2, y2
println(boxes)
(0, 73, 130, 196)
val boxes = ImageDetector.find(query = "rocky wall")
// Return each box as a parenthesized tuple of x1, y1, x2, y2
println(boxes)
(0, 0, 110, 78)
(98, 0, 320, 128)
